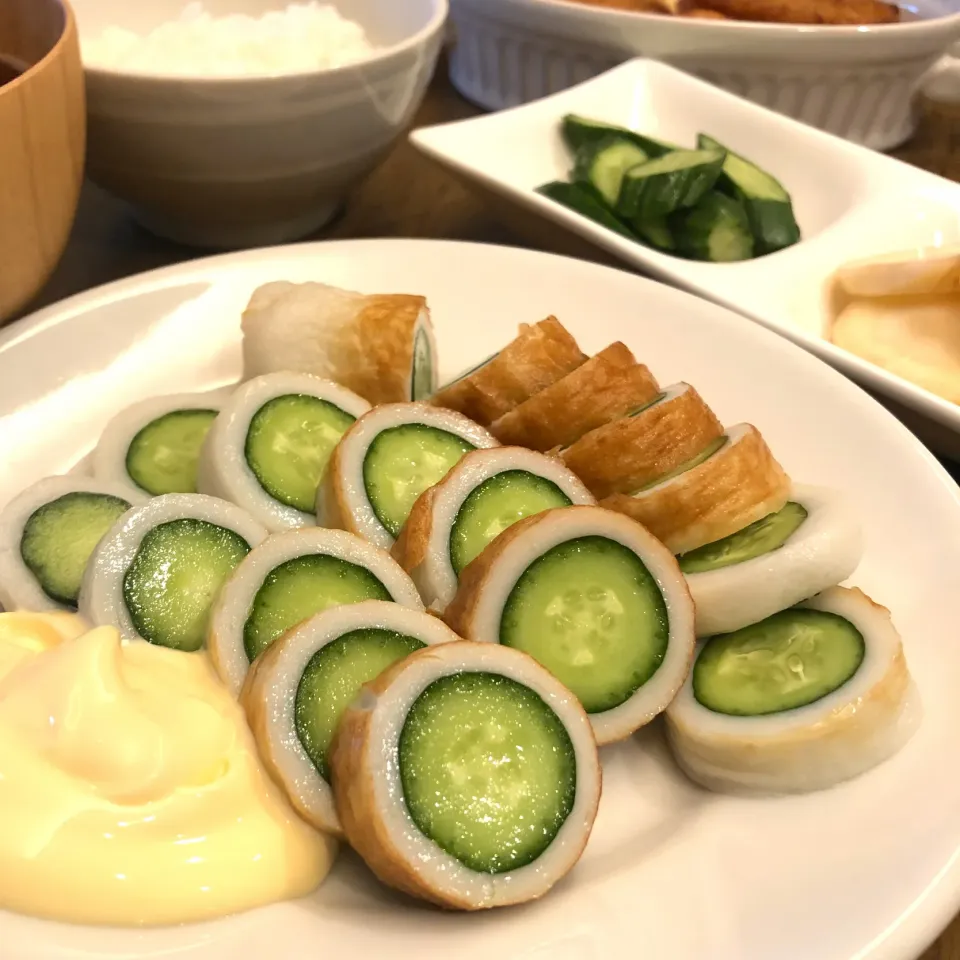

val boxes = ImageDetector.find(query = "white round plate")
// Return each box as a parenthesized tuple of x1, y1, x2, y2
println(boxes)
(1, 239, 960, 960)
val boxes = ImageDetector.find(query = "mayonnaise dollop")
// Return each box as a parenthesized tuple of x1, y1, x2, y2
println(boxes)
(0, 612, 336, 926)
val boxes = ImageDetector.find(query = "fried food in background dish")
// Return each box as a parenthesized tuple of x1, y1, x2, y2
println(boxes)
(682, 7, 728, 16)
(694, 0, 899, 24)
(561, 0, 691, 11)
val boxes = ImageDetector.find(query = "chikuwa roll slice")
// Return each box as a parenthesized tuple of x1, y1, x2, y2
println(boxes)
(79, 494, 268, 651)
(209, 527, 424, 696)
(241, 600, 459, 834)
(198, 372, 370, 532)
(241, 281, 438, 404)
(666, 586, 920, 794)
(320, 402, 499, 551)
(560, 383, 723, 499)
(681, 485, 864, 637)
(601, 424, 791, 555)
(429, 317, 587, 425)
(445, 505, 695, 745)
(393, 447, 595, 613)
(488, 343, 660, 451)
(0, 477, 146, 612)
(330, 640, 601, 908)
(92, 389, 233, 499)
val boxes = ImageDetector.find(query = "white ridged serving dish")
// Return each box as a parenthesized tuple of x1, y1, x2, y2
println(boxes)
(447, 0, 960, 150)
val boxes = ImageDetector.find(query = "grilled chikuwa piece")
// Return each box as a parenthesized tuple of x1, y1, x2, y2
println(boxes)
(600, 423, 791, 555)
(429, 317, 587, 426)
(560, 382, 723, 500)
(489, 342, 660, 451)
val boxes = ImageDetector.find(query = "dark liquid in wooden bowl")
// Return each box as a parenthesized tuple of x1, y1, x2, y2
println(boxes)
(0, 57, 23, 88)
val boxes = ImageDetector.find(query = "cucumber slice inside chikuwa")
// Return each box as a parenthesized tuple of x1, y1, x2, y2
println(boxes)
(123, 519, 250, 651)
(500, 535, 669, 713)
(670, 191, 755, 263)
(399, 671, 577, 873)
(636, 435, 727, 493)
(697, 133, 801, 255)
(126, 408, 218, 495)
(573, 136, 649, 208)
(296, 627, 425, 781)
(561, 114, 677, 158)
(245, 394, 356, 513)
(449, 470, 573, 575)
(243, 554, 393, 662)
(617, 149, 726, 221)
(536, 181, 638, 240)
(363, 424, 476, 537)
(411, 327, 434, 402)
(693, 608, 865, 716)
(20, 492, 131, 607)
(679, 502, 809, 574)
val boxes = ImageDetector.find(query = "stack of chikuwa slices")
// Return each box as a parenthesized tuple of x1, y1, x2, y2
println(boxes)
(0, 289, 919, 915)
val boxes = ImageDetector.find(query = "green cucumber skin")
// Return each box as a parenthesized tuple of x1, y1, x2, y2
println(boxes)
(616, 150, 726, 221)
(697, 133, 801, 255)
(633, 216, 675, 252)
(398, 671, 577, 874)
(536, 181, 638, 240)
(693, 609, 866, 716)
(670, 193, 755, 264)
(561, 114, 677, 158)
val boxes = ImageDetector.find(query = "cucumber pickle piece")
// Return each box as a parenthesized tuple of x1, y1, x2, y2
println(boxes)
(243, 555, 392, 662)
(20, 492, 131, 607)
(449, 470, 572, 575)
(245, 394, 356, 513)
(363, 424, 476, 538)
(693, 609, 865, 716)
(560, 114, 677, 158)
(411, 326, 434, 401)
(500, 536, 668, 713)
(399, 671, 577, 874)
(126, 409, 218, 495)
(679, 502, 808, 574)
(536, 181, 638, 240)
(296, 628, 425, 781)
(636, 435, 727, 493)
(573, 136, 649, 208)
(123, 519, 250, 651)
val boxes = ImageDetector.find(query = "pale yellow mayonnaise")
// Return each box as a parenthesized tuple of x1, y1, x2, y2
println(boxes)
(0, 612, 336, 926)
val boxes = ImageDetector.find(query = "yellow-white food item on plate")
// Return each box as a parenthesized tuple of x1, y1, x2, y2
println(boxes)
(445, 505, 696, 745)
(666, 587, 920, 794)
(0, 613, 335, 925)
(488, 342, 660, 451)
(393, 445, 595, 613)
(600, 423, 791, 555)
(430, 317, 587, 426)
(331, 640, 601, 909)
(834, 244, 960, 299)
(241, 281, 437, 405)
(242, 600, 460, 835)
(831, 295, 960, 405)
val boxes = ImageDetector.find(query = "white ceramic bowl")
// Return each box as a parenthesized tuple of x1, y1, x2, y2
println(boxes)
(73, 0, 446, 249)
(448, 0, 960, 150)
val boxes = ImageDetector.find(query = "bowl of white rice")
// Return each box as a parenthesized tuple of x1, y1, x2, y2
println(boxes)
(72, 0, 446, 248)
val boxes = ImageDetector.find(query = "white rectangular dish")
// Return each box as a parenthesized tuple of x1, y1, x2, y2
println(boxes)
(410, 58, 960, 441)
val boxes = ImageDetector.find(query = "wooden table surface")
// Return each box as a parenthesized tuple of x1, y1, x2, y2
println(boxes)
(22, 61, 960, 960)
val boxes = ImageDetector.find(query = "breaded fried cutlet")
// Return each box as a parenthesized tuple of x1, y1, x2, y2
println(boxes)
(693, 0, 899, 24)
